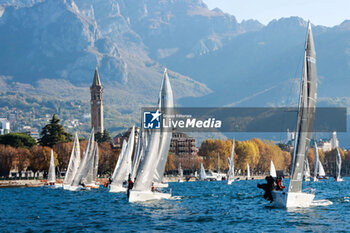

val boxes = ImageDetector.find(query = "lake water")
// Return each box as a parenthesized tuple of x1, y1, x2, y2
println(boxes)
(1, 178, 350, 232)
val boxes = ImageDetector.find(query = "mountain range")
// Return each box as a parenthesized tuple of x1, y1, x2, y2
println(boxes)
(0, 0, 349, 144)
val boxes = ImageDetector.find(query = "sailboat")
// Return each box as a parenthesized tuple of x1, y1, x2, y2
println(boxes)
(335, 147, 343, 182)
(63, 132, 81, 189)
(68, 129, 95, 191)
(270, 161, 277, 178)
(178, 163, 184, 182)
(47, 149, 60, 187)
(304, 158, 311, 181)
(246, 164, 251, 180)
(110, 126, 135, 193)
(200, 163, 207, 181)
(85, 141, 100, 189)
(129, 69, 174, 202)
(227, 140, 235, 185)
(317, 160, 327, 179)
(270, 23, 325, 208)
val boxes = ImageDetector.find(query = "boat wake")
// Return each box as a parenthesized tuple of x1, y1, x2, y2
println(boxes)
(310, 200, 333, 206)
(170, 196, 182, 200)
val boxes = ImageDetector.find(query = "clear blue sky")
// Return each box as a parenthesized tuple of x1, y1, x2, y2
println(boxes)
(203, 0, 350, 27)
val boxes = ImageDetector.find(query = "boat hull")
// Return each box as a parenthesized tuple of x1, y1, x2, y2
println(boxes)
(65, 185, 91, 191)
(271, 191, 315, 208)
(227, 179, 234, 185)
(86, 183, 100, 189)
(129, 190, 171, 202)
(154, 182, 168, 188)
(109, 185, 127, 193)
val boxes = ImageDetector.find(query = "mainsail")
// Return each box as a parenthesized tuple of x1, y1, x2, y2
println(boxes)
(133, 69, 174, 192)
(92, 141, 99, 183)
(318, 160, 326, 177)
(304, 158, 311, 179)
(71, 129, 95, 187)
(153, 69, 174, 183)
(111, 126, 135, 187)
(336, 147, 342, 179)
(63, 132, 81, 186)
(131, 130, 143, 181)
(178, 163, 183, 179)
(47, 149, 56, 183)
(313, 143, 319, 179)
(111, 140, 127, 181)
(270, 161, 277, 178)
(289, 23, 317, 193)
(247, 164, 251, 179)
(200, 163, 207, 181)
(227, 140, 235, 182)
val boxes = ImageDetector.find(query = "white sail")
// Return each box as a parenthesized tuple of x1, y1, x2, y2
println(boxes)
(131, 130, 143, 181)
(47, 149, 56, 183)
(304, 158, 311, 179)
(313, 143, 319, 180)
(227, 140, 235, 183)
(336, 147, 342, 180)
(71, 128, 95, 187)
(63, 132, 81, 186)
(200, 163, 207, 181)
(247, 164, 251, 179)
(318, 160, 326, 177)
(132, 69, 173, 192)
(111, 140, 127, 181)
(111, 126, 135, 188)
(178, 163, 183, 178)
(92, 141, 99, 183)
(270, 161, 277, 178)
(153, 70, 174, 183)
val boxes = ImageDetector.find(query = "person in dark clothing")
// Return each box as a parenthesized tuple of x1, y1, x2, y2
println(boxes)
(127, 174, 134, 197)
(276, 177, 285, 191)
(257, 176, 276, 203)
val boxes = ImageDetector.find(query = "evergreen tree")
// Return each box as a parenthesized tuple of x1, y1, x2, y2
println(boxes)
(95, 129, 112, 143)
(39, 114, 72, 147)
(0, 133, 37, 148)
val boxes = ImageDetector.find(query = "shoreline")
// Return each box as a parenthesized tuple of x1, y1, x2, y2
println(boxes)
(0, 176, 267, 188)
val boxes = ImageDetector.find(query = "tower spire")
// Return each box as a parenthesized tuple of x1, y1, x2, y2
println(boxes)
(92, 66, 102, 87)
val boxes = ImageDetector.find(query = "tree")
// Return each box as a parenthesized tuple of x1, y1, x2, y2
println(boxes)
(95, 129, 112, 143)
(39, 114, 72, 147)
(28, 146, 58, 175)
(0, 133, 37, 148)
(165, 152, 176, 172)
(0, 145, 16, 177)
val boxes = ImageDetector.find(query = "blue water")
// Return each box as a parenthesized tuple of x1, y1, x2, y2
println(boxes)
(1, 178, 350, 232)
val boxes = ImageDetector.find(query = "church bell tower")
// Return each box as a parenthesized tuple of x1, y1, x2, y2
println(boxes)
(90, 67, 104, 133)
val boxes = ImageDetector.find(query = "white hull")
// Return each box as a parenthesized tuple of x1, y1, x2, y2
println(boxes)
(271, 191, 315, 208)
(178, 179, 184, 183)
(65, 185, 91, 191)
(129, 190, 171, 202)
(335, 177, 344, 182)
(313, 177, 318, 182)
(227, 179, 234, 185)
(154, 182, 168, 188)
(109, 185, 127, 193)
(86, 183, 100, 189)
(46, 184, 62, 189)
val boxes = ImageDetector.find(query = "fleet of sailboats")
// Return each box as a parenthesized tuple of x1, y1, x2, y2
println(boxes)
(128, 69, 174, 202)
(41, 23, 343, 210)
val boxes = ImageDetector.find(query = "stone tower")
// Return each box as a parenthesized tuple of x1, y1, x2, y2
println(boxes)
(90, 67, 104, 133)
